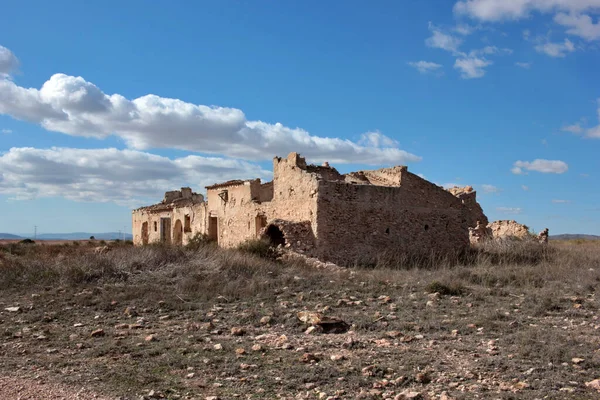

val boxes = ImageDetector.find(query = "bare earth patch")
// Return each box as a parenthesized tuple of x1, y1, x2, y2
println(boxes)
(1, 240, 600, 399)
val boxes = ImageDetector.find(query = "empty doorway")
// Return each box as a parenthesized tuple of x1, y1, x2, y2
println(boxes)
(141, 222, 149, 245)
(160, 218, 171, 244)
(208, 216, 218, 243)
(173, 219, 183, 246)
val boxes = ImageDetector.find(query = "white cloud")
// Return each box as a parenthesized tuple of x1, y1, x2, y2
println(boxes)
(426, 23, 464, 53)
(0, 45, 19, 78)
(481, 184, 501, 193)
(555, 12, 600, 41)
(0, 147, 270, 206)
(407, 61, 443, 74)
(1, 128, 12, 134)
(552, 199, 571, 203)
(562, 123, 583, 133)
(454, 0, 600, 22)
(534, 38, 576, 57)
(454, 56, 493, 78)
(511, 159, 569, 174)
(515, 62, 532, 68)
(454, 24, 478, 35)
(470, 46, 513, 56)
(496, 206, 523, 215)
(586, 99, 600, 138)
(521, 185, 529, 191)
(0, 46, 421, 166)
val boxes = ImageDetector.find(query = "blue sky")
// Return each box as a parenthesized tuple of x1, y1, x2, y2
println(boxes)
(1, 0, 599, 235)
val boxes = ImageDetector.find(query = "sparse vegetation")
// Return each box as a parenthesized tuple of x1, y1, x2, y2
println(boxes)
(1, 240, 600, 398)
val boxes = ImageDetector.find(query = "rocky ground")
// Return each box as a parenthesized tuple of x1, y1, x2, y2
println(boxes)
(1, 240, 600, 399)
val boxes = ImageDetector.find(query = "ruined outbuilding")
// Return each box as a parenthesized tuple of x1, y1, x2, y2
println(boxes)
(133, 152, 490, 266)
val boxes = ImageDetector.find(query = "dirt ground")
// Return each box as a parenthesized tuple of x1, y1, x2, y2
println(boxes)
(1, 240, 600, 399)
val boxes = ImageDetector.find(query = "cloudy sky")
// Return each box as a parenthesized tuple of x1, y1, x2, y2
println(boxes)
(1, 0, 599, 235)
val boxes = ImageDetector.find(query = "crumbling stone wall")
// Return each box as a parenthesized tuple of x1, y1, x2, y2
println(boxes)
(487, 220, 531, 240)
(133, 153, 479, 265)
(447, 186, 488, 229)
(314, 170, 470, 265)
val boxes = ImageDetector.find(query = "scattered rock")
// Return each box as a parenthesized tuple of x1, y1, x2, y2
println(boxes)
(260, 316, 272, 325)
(90, 329, 105, 337)
(297, 311, 350, 334)
(4, 307, 20, 313)
(415, 372, 431, 384)
(585, 379, 600, 391)
(572, 357, 585, 364)
(231, 327, 245, 336)
(213, 343, 223, 351)
(145, 334, 157, 342)
(300, 353, 319, 363)
(235, 347, 246, 355)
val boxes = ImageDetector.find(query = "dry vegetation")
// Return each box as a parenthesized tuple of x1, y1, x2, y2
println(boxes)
(1, 239, 600, 399)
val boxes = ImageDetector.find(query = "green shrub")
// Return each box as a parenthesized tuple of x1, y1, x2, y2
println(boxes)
(237, 239, 279, 260)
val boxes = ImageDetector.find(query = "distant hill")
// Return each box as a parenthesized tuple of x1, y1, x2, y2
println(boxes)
(0, 233, 23, 239)
(550, 234, 600, 241)
(3, 232, 133, 240)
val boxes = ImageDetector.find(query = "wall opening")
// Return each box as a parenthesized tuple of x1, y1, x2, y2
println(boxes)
(424, 224, 429, 231)
(208, 216, 218, 243)
(184, 214, 191, 232)
(153, 221, 157, 232)
(385, 227, 390, 234)
(141, 222, 149, 245)
(173, 219, 183, 246)
(160, 218, 172, 244)
(265, 225, 285, 247)
(255, 214, 268, 237)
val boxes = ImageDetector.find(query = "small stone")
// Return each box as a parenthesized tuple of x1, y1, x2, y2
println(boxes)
(124, 307, 137, 317)
(213, 343, 223, 350)
(231, 327, 245, 336)
(186, 373, 195, 379)
(73, 323, 84, 327)
(396, 390, 422, 399)
(330, 354, 345, 361)
(514, 381, 530, 390)
(235, 347, 246, 355)
(572, 357, 585, 364)
(386, 330, 403, 338)
(145, 334, 157, 342)
(585, 379, 600, 391)
(46, 348, 58, 354)
(415, 372, 431, 384)
(300, 353, 319, 363)
(260, 316, 272, 325)
(251, 344, 263, 352)
(90, 329, 105, 337)
(159, 315, 170, 321)
(4, 307, 20, 313)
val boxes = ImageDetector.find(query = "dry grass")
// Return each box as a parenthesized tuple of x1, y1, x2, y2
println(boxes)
(1, 240, 600, 399)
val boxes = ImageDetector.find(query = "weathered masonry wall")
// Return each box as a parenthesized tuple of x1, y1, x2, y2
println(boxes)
(132, 152, 482, 266)
(203, 153, 320, 249)
(314, 170, 470, 265)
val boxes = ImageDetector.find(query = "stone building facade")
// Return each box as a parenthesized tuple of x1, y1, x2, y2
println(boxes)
(132, 152, 486, 266)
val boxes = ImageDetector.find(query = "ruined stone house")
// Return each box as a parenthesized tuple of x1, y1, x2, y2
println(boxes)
(132, 152, 486, 266)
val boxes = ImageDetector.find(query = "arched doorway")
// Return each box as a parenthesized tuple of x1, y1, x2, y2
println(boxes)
(173, 219, 183, 246)
(141, 222, 149, 245)
(264, 224, 285, 247)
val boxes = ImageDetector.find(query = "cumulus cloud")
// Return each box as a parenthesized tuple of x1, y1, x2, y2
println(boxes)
(407, 61, 443, 74)
(426, 23, 463, 53)
(511, 159, 569, 174)
(534, 38, 576, 57)
(555, 12, 600, 41)
(0, 46, 420, 166)
(481, 184, 501, 193)
(454, 0, 600, 22)
(515, 62, 532, 68)
(562, 123, 583, 133)
(0, 147, 270, 206)
(0, 45, 19, 78)
(586, 99, 600, 138)
(496, 206, 522, 215)
(454, 56, 493, 78)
